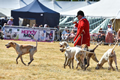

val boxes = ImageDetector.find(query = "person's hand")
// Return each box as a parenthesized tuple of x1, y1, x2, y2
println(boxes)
(73, 21, 77, 24)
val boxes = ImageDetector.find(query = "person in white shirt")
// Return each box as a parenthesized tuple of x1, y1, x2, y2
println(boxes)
(105, 23, 114, 45)
(44, 24, 47, 28)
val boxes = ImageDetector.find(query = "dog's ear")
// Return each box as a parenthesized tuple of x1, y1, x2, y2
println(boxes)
(11, 42, 16, 46)
(85, 44, 88, 50)
(82, 44, 88, 50)
(64, 42, 68, 46)
(64, 42, 67, 46)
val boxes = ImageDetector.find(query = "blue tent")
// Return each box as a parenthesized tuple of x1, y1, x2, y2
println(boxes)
(11, 0, 60, 27)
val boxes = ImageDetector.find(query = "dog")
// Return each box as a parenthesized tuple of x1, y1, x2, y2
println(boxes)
(59, 41, 77, 69)
(95, 41, 118, 71)
(81, 41, 102, 69)
(59, 41, 93, 70)
(5, 35, 37, 66)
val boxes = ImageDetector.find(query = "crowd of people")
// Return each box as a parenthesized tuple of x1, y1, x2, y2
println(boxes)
(59, 11, 120, 46)
(90, 22, 120, 46)
(0, 16, 53, 40)
(0, 13, 120, 46)
(61, 27, 76, 42)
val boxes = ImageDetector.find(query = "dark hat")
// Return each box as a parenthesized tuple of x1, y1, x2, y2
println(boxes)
(76, 10, 84, 17)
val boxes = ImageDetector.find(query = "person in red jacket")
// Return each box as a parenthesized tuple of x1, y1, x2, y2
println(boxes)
(73, 10, 90, 47)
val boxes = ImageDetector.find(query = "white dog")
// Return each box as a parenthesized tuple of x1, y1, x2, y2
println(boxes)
(59, 41, 80, 69)
(59, 41, 92, 70)
(95, 41, 118, 71)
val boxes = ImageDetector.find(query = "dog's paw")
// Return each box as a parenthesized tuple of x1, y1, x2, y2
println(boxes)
(76, 67, 78, 69)
(68, 66, 71, 69)
(108, 67, 111, 70)
(16, 62, 18, 64)
(112, 68, 115, 71)
(83, 68, 86, 71)
(63, 64, 66, 68)
(72, 66, 74, 69)
(28, 63, 30, 66)
(116, 67, 119, 71)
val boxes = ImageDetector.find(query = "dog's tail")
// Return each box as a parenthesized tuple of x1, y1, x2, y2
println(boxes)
(81, 50, 95, 54)
(31, 35, 37, 48)
(111, 41, 118, 53)
(90, 41, 102, 52)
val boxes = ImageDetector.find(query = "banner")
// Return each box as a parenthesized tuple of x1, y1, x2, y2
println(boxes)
(19, 29, 39, 40)
(3, 26, 56, 42)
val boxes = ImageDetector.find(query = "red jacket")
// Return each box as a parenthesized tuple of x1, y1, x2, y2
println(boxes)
(74, 18, 90, 46)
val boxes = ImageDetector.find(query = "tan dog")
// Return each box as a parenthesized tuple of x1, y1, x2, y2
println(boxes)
(95, 41, 118, 71)
(5, 36, 37, 66)
(81, 42, 102, 69)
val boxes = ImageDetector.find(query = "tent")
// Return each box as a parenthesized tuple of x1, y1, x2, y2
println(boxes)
(0, 0, 96, 17)
(60, 0, 120, 31)
(0, 12, 6, 17)
(11, 0, 60, 27)
(60, 0, 120, 17)
(20, 0, 95, 13)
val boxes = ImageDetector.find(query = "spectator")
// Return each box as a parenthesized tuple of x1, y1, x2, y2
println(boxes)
(3, 23, 7, 26)
(116, 29, 120, 41)
(115, 29, 120, 46)
(46, 25, 49, 28)
(40, 33, 45, 41)
(7, 17, 14, 26)
(66, 29, 70, 34)
(67, 29, 75, 42)
(55, 25, 60, 41)
(105, 23, 114, 46)
(32, 24, 38, 28)
(19, 18, 23, 26)
(26, 24, 30, 27)
(1, 23, 7, 39)
(2, 16, 8, 26)
(96, 28, 105, 42)
(73, 25, 77, 33)
(44, 24, 47, 28)
(61, 26, 69, 40)
(90, 33, 98, 43)
(39, 25, 43, 27)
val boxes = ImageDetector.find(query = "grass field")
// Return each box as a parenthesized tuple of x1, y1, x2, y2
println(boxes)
(0, 40, 120, 80)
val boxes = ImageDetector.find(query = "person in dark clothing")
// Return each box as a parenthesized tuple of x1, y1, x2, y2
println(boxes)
(96, 28, 105, 42)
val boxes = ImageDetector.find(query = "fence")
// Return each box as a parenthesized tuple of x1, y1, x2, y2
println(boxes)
(2, 26, 56, 42)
